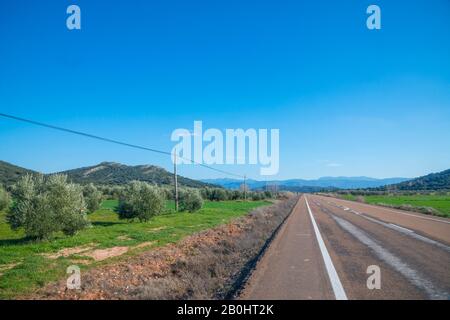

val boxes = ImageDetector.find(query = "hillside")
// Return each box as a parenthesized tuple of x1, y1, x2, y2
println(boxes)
(58, 162, 211, 188)
(0, 160, 37, 187)
(0, 160, 213, 188)
(380, 169, 450, 191)
(203, 176, 410, 191)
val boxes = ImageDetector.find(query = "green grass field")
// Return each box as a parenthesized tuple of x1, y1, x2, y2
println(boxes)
(339, 194, 450, 217)
(0, 199, 270, 299)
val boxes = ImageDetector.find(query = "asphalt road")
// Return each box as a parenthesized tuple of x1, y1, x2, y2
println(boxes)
(240, 195, 450, 300)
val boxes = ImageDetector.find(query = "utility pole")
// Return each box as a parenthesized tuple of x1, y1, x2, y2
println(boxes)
(173, 149, 178, 212)
(244, 175, 247, 201)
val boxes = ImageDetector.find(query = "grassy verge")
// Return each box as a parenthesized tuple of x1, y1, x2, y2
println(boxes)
(0, 199, 270, 299)
(336, 194, 450, 218)
(31, 197, 298, 300)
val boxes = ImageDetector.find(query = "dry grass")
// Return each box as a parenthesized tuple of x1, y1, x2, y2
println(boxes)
(131, 197, 298, 299)
(26, 197, 297, 299)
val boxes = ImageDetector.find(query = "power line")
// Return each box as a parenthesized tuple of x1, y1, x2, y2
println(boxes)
(0, 112, 245, 179)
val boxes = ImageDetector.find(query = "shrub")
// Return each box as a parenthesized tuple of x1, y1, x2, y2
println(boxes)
(230, 190, 242, 200)
(199, 188, 209, 200)
(0, 186, 11, 211)
(83, 183, 103, 213)
(210, 188, 228, 201)
(7, 174, 89, 239)
(264, 191, 272, 199)
(250, 192, 263, 201)
(118, 181, 164, 222)
(179, 189, 204, 212)
(161, 187, 174, 200)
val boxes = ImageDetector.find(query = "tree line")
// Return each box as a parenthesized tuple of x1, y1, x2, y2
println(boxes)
(0, 175, 277, 240)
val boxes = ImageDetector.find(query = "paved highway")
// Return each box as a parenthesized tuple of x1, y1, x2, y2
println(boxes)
(240, 195, 450, 300)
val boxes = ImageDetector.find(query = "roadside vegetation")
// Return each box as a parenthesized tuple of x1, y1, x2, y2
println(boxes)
(7, 175, 89, 239)
(29, 196, 298, 300)
(133, 197, 298, 300)
(0, 174, 279, 299)
(333, 191, 450, 218)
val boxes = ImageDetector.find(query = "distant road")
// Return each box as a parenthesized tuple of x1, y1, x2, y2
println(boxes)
(240, 195, 450, 299)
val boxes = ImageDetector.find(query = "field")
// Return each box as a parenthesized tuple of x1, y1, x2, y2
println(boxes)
(339, 194, 450, 217)
(0, 199, 270, 299)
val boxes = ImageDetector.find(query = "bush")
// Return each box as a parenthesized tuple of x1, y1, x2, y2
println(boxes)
(118, 181, 164, 222)
(83, 183, 103, 213)
(230, 190, 242, 200)
(210, 188, 228, 201)
(250, 192, 263, 201)
(161, 186, 174, 201)
(179, 189, 204, 212)
(7, 174, 89, 239)
(199, 188, 209, 200)
(0, 186, 11, 211)
(264, 191, 272, 199)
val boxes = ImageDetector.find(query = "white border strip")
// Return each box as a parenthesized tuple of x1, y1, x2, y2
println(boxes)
(305, 196, 348, 300)
(336, 198, 450, 225)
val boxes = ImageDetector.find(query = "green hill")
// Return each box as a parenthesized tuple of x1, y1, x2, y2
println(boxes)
(0, 160, 213, 188)
(57, 162, 212, 188)
(0, 161, 37, 187)
(381, 169, 450, 191)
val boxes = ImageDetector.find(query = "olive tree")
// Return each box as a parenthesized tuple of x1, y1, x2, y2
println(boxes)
(0, 186, 10, 211)
(118, 181, 164, 222)
(208, 188, 227, 201)
(83, 183, 103, 213)
(7, 174, 89, 239)
(179, 188, 203, 212)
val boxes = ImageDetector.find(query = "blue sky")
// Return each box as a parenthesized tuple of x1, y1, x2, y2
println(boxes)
(0, 0, 449, 180)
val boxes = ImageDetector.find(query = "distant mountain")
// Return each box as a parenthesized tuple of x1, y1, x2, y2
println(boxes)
(0, 160, 37, 187)
(202, 176, 410, 191)
(58, 162, 212, 188)
(0, 160, 213, 188)
(379, 169, 450, 191)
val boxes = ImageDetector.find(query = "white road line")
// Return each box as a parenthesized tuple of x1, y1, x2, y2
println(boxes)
(331, 215, 448, 300)
(333, 198, 450, 225)
(389, 223, 414, 233)
(336, 203, 450, 253)
(305, 196, 348, 300)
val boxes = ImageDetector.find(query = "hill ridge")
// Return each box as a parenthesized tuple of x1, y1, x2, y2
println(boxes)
(0, 160, 212, 188)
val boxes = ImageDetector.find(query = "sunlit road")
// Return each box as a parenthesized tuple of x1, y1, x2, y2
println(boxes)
(241, 195, 450, 300)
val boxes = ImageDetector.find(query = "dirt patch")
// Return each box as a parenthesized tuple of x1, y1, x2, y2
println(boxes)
(134, 241, 156, 249)
(69, 259, 92, 265)
(83, 247, 129, 261)
(83, 165, 106, 177)
(147, 226, 166, 233)
(0, 263, 20, 277)
(44, 245, 95, 259)
(26, 197, 298, 300)
(117, 235, 133, 241)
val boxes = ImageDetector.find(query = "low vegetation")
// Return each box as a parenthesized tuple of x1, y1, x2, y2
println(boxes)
(178, 188, 204, 212)
(0, 198, 271, 298)
(6, 174, 89, 239)
(0, 169, 286, 298)
(29, 196, 297, 300)
(129, 197, 298, 299)
(83, 183, 103, 213)
(0, 186, 10, 211)
(118, 181, 165, 221)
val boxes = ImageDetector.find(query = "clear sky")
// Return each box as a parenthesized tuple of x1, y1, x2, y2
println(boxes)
(1, 0, 449, 180)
